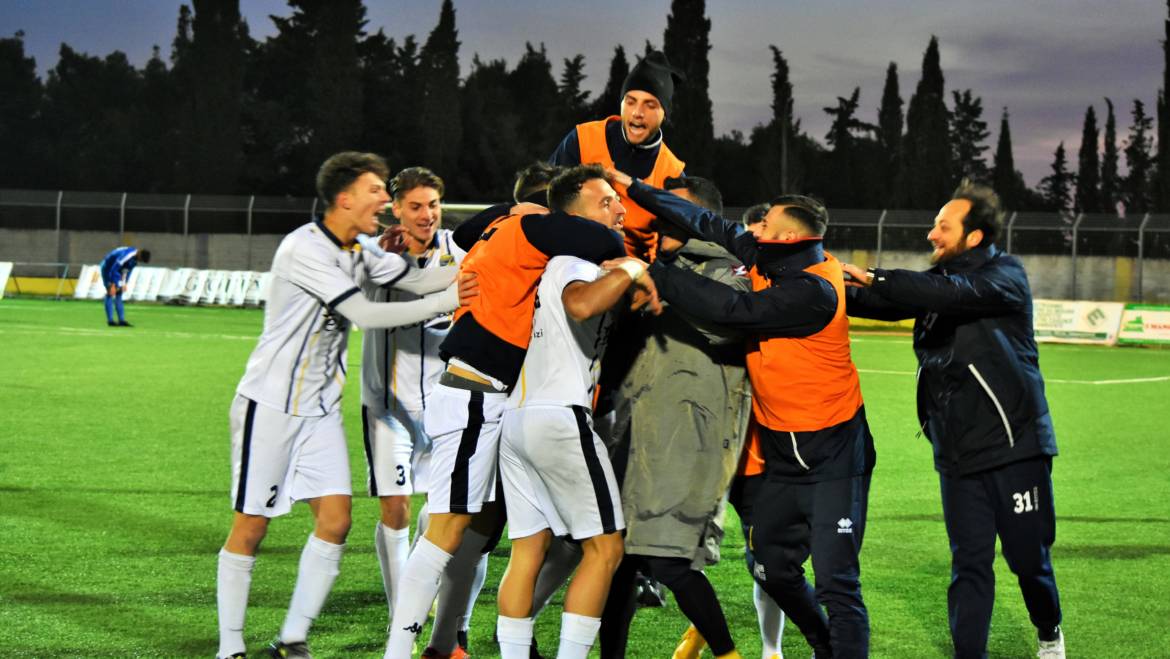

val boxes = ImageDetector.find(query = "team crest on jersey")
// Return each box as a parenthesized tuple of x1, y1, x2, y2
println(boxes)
(439, 254, 456, 266)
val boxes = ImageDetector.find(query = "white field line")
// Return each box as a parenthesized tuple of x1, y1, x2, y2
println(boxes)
(857, 368, 1170, 385)
(0, 323, 255, 341)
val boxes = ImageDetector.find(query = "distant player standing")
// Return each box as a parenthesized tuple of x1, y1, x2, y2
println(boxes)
(99, 245, 150, 326)
(215, 152, 463, 659)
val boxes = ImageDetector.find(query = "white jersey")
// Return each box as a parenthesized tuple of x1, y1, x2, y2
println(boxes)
(237, 221, 410, 417)
(508, 256, 612, 410)
(361, 229, 466, 415)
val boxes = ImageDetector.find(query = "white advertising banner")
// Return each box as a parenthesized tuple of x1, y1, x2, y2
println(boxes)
(202, 270, 229, 304)
(144, 268, 170, 301)
(226, 271, 249, 306)
(243, 272, 265, 306)
(181, 269, 209, 305)
(1033, 299, 1124, 345)
(1118, 305, 1170, 345)
(0, 261, 12, 300)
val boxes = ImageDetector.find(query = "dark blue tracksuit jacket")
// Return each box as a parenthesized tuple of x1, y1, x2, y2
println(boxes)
(846, 244, 1058, 477)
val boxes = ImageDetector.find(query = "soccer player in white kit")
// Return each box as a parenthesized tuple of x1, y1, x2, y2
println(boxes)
(492, 178, 660, 659)
(359, 167, 486, 658)
(215, 152, 463, 659)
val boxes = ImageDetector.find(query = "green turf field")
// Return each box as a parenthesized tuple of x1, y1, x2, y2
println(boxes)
(1, 298, 1168, 658)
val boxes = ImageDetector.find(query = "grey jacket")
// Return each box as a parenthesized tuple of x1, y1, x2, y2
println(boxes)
(609, 239, 752, 566)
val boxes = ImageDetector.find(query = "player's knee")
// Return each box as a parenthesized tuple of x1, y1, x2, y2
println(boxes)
(581, 532, 624, 574)
(314, 508, 352, 543)
(227, 514, 270, 554)
(425, 512, 472, 553)
(379, 495, 411, 529)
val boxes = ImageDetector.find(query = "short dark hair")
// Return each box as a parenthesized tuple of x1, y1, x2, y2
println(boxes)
(316, 151, 390, 208)
(768, 194, 829, 236)
(741, 203, 769, 226)
(547, 164, 611, 213)
(664, 176, 723, 214)
(390, 166, 444, 200)
(137, 249, 151, 264)
(951, 179, 1004, 246)
(514, 162, 562, 203)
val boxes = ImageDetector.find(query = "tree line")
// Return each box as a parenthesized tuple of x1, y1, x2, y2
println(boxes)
(1, 0, 1167, 214)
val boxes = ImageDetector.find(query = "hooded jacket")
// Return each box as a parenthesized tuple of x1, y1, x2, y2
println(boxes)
(609, 239, 751, 566)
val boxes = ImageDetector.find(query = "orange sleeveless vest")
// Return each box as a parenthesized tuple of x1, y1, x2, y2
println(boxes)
(576, 117, 685, 262)
(745, 252, 864, 432)
(452, 214, 548, 350)
(737, 418, 766, 477)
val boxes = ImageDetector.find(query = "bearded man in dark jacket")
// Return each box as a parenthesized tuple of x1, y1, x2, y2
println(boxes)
(842, 180, 1065, 659)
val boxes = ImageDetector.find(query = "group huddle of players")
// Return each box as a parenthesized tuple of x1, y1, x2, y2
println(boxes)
(215, 47, 1066, 659)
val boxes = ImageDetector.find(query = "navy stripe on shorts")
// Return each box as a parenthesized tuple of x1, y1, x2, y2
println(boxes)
(449, 391, 485, 513)
(234, 399, 258, 512)
(573, 405, 617, 534)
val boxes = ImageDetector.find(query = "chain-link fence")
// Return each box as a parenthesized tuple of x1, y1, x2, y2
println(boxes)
(3, 189, 1170, 301)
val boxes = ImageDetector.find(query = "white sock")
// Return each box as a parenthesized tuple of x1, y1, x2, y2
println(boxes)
(413, 504, 430, 549)
(557, 612, 602, 659)
(754, 581, 785, 658)
(279, 534, 344, 644)
(375, 522, 411, 621)
(497, 615, 534, 659)
(531, 537, 583, 616)
(430, 527, 489, 652)
(216, 549, 255, 658)
(385, 537, 452, 658)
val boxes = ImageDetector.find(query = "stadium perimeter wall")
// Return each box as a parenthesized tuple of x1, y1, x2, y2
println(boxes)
(2, 228, 1169, 303)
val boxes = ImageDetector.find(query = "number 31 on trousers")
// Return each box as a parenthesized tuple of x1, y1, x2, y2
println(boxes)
(1012, 486, 1040, 514)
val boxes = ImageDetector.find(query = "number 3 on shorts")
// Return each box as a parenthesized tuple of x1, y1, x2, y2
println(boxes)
(396, 465, 406, 486)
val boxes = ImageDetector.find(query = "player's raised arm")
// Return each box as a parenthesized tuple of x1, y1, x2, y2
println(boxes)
(390, 264, 458, 295)
(563, 256, 659, 321)
(332, 283, 460, 330)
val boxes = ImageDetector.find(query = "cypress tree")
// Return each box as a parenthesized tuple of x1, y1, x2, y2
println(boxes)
(1101, 98, 1120, 212)
(662, 0, 714, 176)
(418, 0, 462, 179)
(1074, 106, 1100, 213)
(877, 62, 903, 202)
(769, 45, 794, 194)
(589, 46, 629, 118)
(902, 36, 951, 208)
(1158, 0, 1170, 209)
(1039, 142, 1073, 214)
(1122, 99, 1154, 213)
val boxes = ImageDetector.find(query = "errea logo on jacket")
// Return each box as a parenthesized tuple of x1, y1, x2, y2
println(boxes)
(837, 518, 854, 534)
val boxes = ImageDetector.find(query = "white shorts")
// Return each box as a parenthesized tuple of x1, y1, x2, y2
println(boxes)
(229, 395, 351, 517)
(423, 383, 507, 514)
(500, 405, 624, 540)
(361, 404, 433, 496)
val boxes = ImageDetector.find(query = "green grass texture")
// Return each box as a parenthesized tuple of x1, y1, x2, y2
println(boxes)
(1, 298, 1168, 658)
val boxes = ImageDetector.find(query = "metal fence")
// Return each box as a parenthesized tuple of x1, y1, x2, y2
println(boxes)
(3, 188, 1170, 299)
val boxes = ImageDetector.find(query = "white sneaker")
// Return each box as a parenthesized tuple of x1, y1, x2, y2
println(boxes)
(1037, 627, 1065, 658)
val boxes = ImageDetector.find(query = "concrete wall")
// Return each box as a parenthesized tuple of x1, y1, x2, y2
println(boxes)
(0, 228, 283, 272)
(3, 228, 1169, 302)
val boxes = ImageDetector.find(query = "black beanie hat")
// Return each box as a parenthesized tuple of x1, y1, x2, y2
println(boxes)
(620, 50, 684, 114)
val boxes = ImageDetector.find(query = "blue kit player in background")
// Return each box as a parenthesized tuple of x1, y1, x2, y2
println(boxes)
(100, 246, 151, 326)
